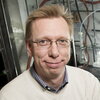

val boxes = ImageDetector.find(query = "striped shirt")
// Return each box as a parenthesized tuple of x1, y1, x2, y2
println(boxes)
(30, 65, 68, 93)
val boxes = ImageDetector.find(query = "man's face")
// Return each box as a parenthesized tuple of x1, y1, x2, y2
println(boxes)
(27, 17, 71, 79)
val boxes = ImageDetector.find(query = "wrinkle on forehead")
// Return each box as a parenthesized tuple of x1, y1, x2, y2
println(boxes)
(31, 17, 70, 40)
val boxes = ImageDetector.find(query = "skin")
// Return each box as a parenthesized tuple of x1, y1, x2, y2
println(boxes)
(27, 17, 71, 89)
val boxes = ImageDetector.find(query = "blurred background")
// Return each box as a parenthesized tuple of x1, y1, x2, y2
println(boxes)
(0, 0, 100, 89)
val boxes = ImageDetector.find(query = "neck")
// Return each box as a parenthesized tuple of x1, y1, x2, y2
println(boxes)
(41, 70, 65, 89)
(47, 74, 64, 89)
(34, 64, 65, 89)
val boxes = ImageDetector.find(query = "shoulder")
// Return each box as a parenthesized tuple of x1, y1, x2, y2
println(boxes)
(66, 65, 100, 86)
(66, 65, 89, 75)
(66, 66, 100, 99)
(0, 69, 42, 100)
(66, 65, 99, 82)
(0, 70, 31, 95)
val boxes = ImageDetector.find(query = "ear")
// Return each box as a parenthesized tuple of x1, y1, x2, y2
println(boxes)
(26, 41, 33, 57)
(26, 56, 32, 69)
(26, 41, 33, 69)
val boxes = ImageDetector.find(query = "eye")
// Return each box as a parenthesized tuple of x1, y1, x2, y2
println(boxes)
(58, 39, 67, 44)
(38, 40, 49, 46)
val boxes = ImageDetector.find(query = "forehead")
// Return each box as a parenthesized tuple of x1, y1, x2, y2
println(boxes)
(31, 17, 70, 39)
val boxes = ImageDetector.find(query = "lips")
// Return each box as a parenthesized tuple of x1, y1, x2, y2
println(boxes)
(44, 60, 64, 68)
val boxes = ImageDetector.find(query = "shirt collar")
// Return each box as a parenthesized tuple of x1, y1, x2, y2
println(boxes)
(30, 65, 68, 93)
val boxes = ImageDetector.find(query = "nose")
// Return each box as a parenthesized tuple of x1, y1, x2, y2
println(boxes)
(48, 42, 59, 58)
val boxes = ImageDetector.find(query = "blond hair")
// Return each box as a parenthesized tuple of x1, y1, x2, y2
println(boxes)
(25, 4, 73, 41)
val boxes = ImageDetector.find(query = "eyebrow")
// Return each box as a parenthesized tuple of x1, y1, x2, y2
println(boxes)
(34, 36, 70, 41)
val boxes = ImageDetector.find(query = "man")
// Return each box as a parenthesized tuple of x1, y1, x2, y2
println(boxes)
(0, 4, 100, 100)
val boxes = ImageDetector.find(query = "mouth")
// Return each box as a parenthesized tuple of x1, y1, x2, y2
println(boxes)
(44, 60, 64, 69)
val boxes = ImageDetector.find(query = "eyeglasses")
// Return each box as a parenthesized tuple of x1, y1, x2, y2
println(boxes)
(30, 39, 71, 49)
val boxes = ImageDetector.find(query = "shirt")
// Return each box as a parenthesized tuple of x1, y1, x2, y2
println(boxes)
(30, 65, 68, 93)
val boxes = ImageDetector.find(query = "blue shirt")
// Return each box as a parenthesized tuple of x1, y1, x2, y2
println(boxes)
(30, 65, 68, 93)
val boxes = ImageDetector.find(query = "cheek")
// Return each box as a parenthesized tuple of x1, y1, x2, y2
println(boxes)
(61, 47, 71, 62)
(62, 47, 70, 56)
(32, 48, 48, 59)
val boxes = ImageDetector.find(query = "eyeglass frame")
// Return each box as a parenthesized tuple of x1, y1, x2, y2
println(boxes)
(30, 39, 71, 49)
